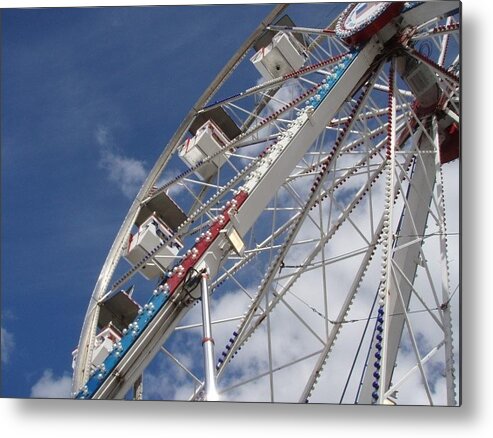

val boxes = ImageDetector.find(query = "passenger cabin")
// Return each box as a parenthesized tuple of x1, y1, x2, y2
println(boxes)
(125, 191, 187, 280)
(250, 15, 306, 80)
(251, 32, 306, 80)
(72, 289, 141, 371)
(90, 323, 122, 369)
(397, 55, 440, 115)
(71, 323, 122, 371)
(97, 288, 140, 333)
(178, 119, 231, 181)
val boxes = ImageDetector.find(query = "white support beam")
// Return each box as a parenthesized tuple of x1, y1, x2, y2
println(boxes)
(200, 271, 219, 401)
(378, 59, 397, 404)
(432, 116, 457, 406)
(358, 131, 438, 404)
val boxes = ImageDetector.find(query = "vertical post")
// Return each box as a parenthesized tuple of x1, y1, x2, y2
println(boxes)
(432, 116, 456, 405)
(200, 270, 219, 401)
(378, 57, 397, 404)
(133, 374, 143, 400)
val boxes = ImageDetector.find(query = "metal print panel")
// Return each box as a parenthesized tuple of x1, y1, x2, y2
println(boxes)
(1, 1, 460, 406)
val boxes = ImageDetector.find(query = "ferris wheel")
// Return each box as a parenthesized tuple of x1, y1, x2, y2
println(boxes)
(72, 2, 460, 405)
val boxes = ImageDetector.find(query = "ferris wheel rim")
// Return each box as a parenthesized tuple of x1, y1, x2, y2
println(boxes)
(71, 3, 289, 394)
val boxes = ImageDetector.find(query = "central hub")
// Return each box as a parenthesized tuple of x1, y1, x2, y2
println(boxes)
(336, 2, 404, 45)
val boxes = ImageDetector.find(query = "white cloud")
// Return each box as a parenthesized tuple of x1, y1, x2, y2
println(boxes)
(99, 149, 147, 198)
(143, 352, 197, 401)
(30, 369, 72, 399)
(95, 125, 110, 147)
(95, 125, 147, 198)
(1, 327, 15, 364)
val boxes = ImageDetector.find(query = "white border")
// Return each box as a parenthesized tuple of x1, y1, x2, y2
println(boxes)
(2, 0, 492, 436)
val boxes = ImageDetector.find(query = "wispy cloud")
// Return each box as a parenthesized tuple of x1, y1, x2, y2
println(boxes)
(95, 125, 110, 146)
(30, 369, 72, 399)
(99, 149, 147, 198)
(1, 327, 15, 364)
(95, 125, 147, 198)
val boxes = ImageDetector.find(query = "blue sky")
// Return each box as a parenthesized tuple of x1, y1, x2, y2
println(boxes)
(1, 3, 287, 398)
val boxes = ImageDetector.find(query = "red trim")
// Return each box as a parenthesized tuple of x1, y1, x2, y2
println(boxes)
(440, 122, 460, 164)
(184, 138, 191, 154)
(128, 233, 134, 252)
(165, 190, 249, 295)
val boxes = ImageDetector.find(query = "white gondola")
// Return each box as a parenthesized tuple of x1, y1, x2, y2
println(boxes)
(124, 214, 183, 280)
(72, 323, 122, 371)
(178, 120, 230, 181)
(250, 32, 305, 80)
